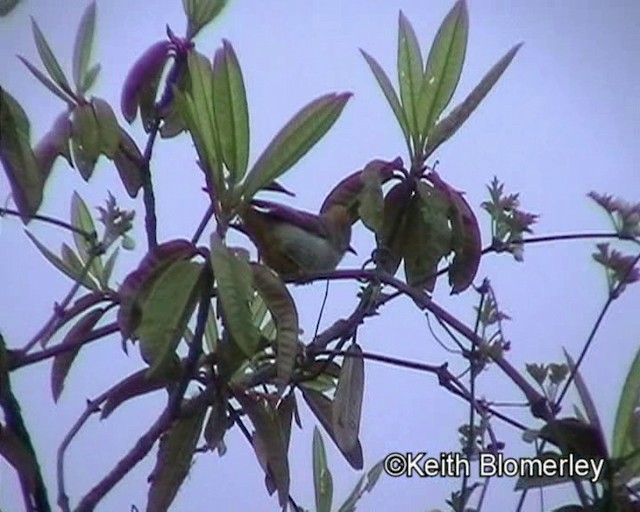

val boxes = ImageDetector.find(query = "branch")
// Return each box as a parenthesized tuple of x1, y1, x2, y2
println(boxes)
(0, 207, 94, 241)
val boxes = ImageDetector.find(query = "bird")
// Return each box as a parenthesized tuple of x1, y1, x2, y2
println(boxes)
(237, 199, 355, 279)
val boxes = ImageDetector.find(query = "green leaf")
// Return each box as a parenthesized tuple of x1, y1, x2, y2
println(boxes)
(70, 191, 103, 284)
(378, 181, 412, 276)
(313, 427, 334, 512)
(72, 1, 96, 94)
(397, 11, 423, 144)
(204, 304, 219, 353)
(81, 63, 101, 93)
(212, 40, 250, 183)
(210, 235, 258, 358)
(234, 389, 290, 508)
(25, 232, 98, 290)
(71, 103, 101, 180)
(417, 0, 469, 139)
(613, 346, 640, 463)
(102, 247, 119, 286)
(301, 388, 363, 470)
(18, 56, 74, 105)
(360, 50, 410, 145)
(357, 165, 384, 235)
(564, 349, 603, 436)
(0, 88, 43, 222)
(113, 127, 143, 198)
(424, 43, 522, 158)
(241, 92, 351, 202)
(337, 459, 385, 512)
(51, 308, 104, 402)
(183, 0, 228, 39)
(147, 399, 207, 512)
(332, 343, 364, 454)
(251, 263, 299, 393)
(31, 18, 73, 97)
(178, 51, 223, 195)
(137, 260, 203, 377)
(92, 97, 121, 159)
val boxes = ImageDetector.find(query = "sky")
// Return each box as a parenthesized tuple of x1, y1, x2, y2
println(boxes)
(1, 0, 639, 511)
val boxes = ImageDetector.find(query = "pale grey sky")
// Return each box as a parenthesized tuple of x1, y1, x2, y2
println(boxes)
(1, 1, 639, 511)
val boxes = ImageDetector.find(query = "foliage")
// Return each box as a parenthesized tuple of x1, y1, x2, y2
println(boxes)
(0, 1, 639, 511)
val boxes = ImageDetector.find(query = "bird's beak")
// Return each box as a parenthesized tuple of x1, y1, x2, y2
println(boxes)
(348, 245, 357, 255)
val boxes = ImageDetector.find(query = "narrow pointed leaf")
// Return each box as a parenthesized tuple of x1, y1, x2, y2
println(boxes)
(51, 308, 104, 401)
(113, 127, 143, 197)
(277, 394, 296, 453)
(241, 92, 351, 202)
(251, 263, 299, 393)
(360, 50, 410, 144)
(26, 232, 98, 290)
(212, 40, 249, 182)
(418, 0, 469, 138)
(424, 43, 522, 157)
(210, 235, 258, 357)
(613, 346, 640, 459)
(101, 367, 179, 419)
(302, 388, 363, 470)
(564, 350, 603, 436)
(313, 427, 334, 512)
(18, 56, 74, 104)
(184, 0, 228, 39)
(70, 192, 104, 285)
(92, 97, 121, 158)
(378, 180, 412, 275)
(31, 18, 73, 96)
(0, 88, 42, 222)
(72, 1, 96, 93)
(333, 343, 364, 453)
(71, 103, 101, 180)
(137, 260, 203, 377)
(338, 459, 385, 512)
(234, 389, 290, 508)
(357, 165, 384, 235)
(34, 111, 72, 182)
(101, 247, 119, 287)
(82, 63, 101, 93)
(0, 0, 20, 17)
(147, 400, 207, 512)
(397, 11, 423, 140)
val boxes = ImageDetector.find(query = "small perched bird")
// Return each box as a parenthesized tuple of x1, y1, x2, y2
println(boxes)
(238, 199, 355, 279)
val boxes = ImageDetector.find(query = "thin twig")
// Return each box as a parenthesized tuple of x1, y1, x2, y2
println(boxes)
(0, 207, 95, 241)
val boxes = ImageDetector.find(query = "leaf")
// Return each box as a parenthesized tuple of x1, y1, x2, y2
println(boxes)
(358, 165, 384, 235)
(301, 388, 363, 470)
(233, 388, 290, 508)
(18, 56, 74, 104)
(34, 111, 72, 181)
(514, 452, 580, 490)
(397, 11, 423, 142)
(210, 235, 258, 358)
(563, 349, 603, 437)
(378, 180, 412, 275)
(137, 260, 203, 377)
(147, 399, 207, 512)
(204, 304, 219, 353)
(212, 39, 250, 183)
(31, 18, 73, 97)
(72, 1, 96, 94)
(251, 263, 299, 393)
(51, 308, 104, 402)
(70, 191, 102, 282)
(183, 0, 228, 39)
(277, 394, 296, 453)
(82, 63, 101, 93)
(102, 247, 119, 286)
(338, 459, 385, 512)
(92, 97, 121, 158)
(613, 345, 640, 464)
(540, 417, 608, 460)
(424, 43, 522, 158)
(117, 239, 198, 339)
(71, 103, 101, 180)
(313, 427, 333, 512)
(0, 423, 37, 493)
(101, 367, 178, 419)
(417, 0, 469, 138)
(113, 127, 143, 198)
(203, 390, 228, 451)
(120, 41, 171, 127)
(241, 92, 351, 202)
(0, 88, 42, 222)
(333, 343, 364, 453)
(26, 231, 98, 291)
(177, 51, 223, 195)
